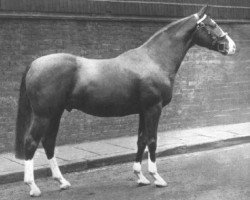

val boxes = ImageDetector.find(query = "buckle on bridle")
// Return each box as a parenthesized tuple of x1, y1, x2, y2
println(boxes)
(220, 32, 228, 38)
(196, 22, 205, 30)
(196, 14, 207, 30)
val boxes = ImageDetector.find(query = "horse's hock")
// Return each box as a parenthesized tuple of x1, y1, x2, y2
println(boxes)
(0, 0, 250, 153)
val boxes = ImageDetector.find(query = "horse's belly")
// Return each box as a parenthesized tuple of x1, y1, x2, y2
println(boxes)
(69, 82, 140, 117)
(71, 96, 140, 117)
(78, 102, 139, 117)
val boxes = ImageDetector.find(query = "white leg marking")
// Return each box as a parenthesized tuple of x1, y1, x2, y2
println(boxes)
(148, 154, 167, 187)
(24, 159, 41, 197)
(133, 162, 150, 186)
(49, 157, 71, 190)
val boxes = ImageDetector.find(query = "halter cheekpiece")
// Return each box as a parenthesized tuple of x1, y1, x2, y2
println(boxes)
(196, 14, 228, 38)
(196, 14, 228, 53)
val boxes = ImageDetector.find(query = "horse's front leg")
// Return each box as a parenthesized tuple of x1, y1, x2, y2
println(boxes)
(48, 157, 71, 189)
(133, 114, 150, 186)
(144, 103, 167, 187)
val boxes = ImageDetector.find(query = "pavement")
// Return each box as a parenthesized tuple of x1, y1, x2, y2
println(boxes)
(0, 122, 250, 185)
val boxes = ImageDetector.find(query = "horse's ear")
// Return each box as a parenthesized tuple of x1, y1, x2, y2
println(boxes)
(198, 5, 209, 18)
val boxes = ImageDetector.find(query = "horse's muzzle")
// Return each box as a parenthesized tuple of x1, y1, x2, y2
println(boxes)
(217, 42, 236, 55)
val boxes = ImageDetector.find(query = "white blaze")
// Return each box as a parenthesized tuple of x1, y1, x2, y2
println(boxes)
(225, 35, 236, 55)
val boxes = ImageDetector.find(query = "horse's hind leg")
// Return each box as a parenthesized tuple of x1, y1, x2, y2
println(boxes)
(41, 112, 71, 190)
(24, 115, 51, 197)
(133, 114, 150, 186)
(144, 103, 167, 187)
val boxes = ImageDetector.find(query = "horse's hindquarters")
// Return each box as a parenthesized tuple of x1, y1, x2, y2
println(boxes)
(26, 53, 77, 116)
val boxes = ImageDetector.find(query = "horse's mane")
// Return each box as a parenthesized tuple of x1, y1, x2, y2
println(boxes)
(144, 15, 193, 44)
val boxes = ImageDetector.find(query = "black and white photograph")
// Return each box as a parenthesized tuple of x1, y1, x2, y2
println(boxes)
(0, 0, 249, 199)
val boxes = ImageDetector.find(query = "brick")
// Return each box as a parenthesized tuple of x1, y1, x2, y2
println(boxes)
(0, 17, 249, 154)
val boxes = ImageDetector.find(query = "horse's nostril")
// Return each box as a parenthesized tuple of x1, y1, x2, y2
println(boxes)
(233, 45, 236, 52)
(229, 45, 236, 54)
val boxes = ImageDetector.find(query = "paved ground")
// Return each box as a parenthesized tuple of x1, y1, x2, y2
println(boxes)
(1, 143, 250, 200)
(0, 122, 250, 184)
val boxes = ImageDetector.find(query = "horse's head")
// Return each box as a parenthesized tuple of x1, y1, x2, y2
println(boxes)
(193, 6, 236, 55)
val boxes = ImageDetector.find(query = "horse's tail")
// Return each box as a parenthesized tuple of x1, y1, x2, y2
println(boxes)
(15, 66, 31, 159)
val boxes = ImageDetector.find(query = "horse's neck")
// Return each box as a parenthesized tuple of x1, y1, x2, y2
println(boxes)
(142, 16, 196, 80)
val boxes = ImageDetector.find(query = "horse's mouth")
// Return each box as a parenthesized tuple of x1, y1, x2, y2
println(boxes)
(217, 43, 236, 55)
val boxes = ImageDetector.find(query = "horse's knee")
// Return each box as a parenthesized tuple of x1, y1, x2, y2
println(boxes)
(147, 138, 156, 150)
(137, 136, 147, 148)
(43, 144, 55, 159)
(135, 136, 147, 162)
(42, 136, 56, 159)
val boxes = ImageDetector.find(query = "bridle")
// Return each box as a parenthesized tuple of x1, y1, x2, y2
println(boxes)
(195, 14, 228, 53)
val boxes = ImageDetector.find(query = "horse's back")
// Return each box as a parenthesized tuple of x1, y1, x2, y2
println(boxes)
(28, 53, 77, 77)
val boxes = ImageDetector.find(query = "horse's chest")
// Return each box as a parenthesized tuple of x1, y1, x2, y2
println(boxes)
(140, 75, 173, 107)
(161, 84, 173, 106)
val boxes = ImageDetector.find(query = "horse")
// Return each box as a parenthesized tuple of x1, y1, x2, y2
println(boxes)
(15, 5, 236, 197)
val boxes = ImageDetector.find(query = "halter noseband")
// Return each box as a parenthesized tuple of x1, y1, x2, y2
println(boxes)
(196, 14, 228, 53)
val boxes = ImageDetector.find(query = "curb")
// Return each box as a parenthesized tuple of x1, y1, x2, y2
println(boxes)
(1, 135, 250, 185)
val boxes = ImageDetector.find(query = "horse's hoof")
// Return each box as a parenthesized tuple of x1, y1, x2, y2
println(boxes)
(60, 181, 71, 190)
(154, 180, 167, 188)
(137, 179, 150, 186)
(134, 170, 151, 186)
(30, 188, 41, 197)
(149, 172, 167, 188)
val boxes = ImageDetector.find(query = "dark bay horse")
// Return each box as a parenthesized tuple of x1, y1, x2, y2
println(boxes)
(15, 6, 236, 196)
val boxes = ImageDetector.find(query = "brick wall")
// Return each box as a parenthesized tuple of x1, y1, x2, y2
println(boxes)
(0, 0, 249, 23)
(0, 16, 249, 153)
